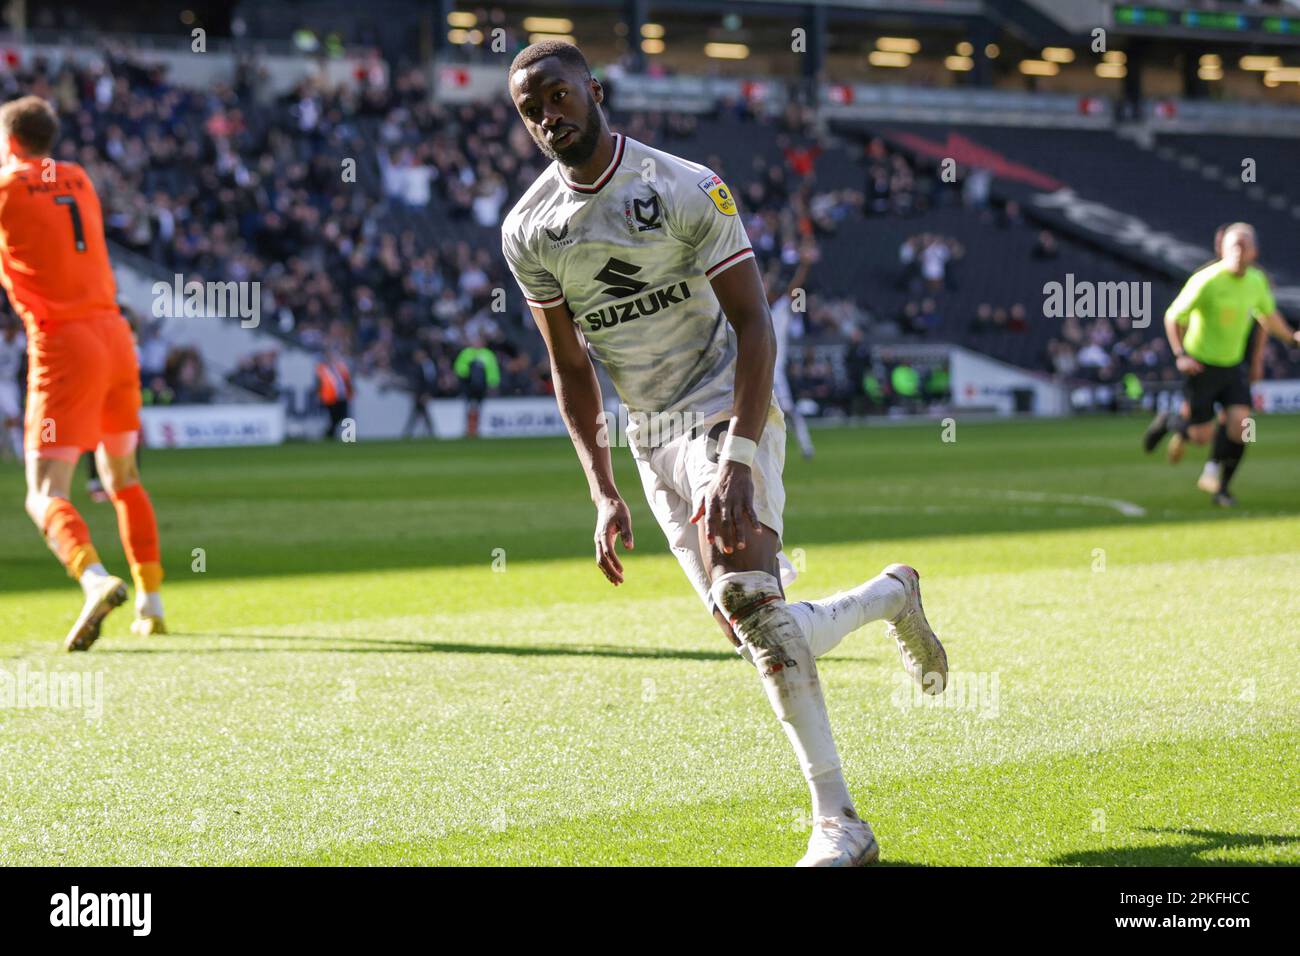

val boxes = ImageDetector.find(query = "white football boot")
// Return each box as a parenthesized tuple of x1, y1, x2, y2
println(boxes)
(1197, 461, 1220, 495)
(130, 615, 168, 637)
(883, 564, 948, 695)
(64, 575, 128, 651)
(797, 816, 880, 867)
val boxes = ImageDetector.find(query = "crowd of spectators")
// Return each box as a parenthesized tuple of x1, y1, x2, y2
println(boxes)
(1045, 313, 1178, 387)
(4, 45, 1293, 424)
(897, 233, 965, 295)
(5, 52, 532, 404)
(863, 135, 928, 217)
(969, 302, 1031, 335)
(226, 348, 281, 399)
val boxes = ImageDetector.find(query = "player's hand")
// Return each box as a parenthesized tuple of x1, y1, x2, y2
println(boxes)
(594, 496, 634, 586)
(1249, 359, 1265, 384)
(690, 462, 762, 555)
(1176, 355, 1204, 375)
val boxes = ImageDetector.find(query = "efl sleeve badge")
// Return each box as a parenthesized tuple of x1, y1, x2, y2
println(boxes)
(697, 174, 738, 216)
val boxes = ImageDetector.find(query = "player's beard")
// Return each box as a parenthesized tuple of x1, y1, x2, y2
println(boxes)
(536, 98, 603, 167)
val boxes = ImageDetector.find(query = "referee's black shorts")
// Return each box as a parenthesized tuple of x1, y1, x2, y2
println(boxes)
(1183, 360, 1252, 425)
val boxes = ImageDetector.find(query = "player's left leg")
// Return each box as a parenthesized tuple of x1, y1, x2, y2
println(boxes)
(1208, 403, 1251, 507)
(704, 523, 878, 866)
(789, 411, 814, 461)
(97, 314, 166, 632)
(1190, 366, 1251, 506)
(1197, 408, 1227, 495)
(96, 434, 166, 634)
(774, 366, 814, 461)
(25, 449, 129, 650)
(638, 411, 871, 863)
(687, 408, 879, 865)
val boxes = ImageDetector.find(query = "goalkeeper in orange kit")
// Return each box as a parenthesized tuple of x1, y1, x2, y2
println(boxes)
(0, 95, 167, 649)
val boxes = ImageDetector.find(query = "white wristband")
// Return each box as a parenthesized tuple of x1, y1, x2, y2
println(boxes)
(719, 433, 757, 467)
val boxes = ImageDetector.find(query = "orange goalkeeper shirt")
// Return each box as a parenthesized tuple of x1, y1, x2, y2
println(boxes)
(0, 158, 120, 334)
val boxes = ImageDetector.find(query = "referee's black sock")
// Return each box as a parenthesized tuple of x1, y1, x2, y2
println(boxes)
(1211, 421, 1233, 461)
(1215, 429, 1246, 494)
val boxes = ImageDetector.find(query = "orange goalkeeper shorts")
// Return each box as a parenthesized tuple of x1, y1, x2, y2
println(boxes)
(25, 315, 142, 456)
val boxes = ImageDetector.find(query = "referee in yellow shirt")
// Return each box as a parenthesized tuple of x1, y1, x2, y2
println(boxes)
(1143, 223, 1300, 506)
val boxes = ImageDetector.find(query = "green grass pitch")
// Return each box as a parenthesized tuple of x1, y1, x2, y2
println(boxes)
(1, 415, 1297, 866)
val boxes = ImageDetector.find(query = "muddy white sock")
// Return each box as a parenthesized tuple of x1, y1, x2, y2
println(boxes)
(788, 573, 907, 658)
(711, 570, 856, 820)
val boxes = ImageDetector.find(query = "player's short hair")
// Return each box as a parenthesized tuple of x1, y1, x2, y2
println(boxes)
(0, 95, 60, 157)
(508, 41, 591, 85)
(1222, 221, 1255, 243)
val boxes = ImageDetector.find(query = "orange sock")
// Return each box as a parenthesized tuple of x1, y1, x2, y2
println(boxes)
(43, 498, 99, 580)
(110, 483, 164, 594)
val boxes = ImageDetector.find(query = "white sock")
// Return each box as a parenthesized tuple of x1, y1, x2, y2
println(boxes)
(810, 768, 855, 821)
(1202, 460, 1220, 478)
(79, 563, 110, 596)
(137, 591, 164, 618)
(787, 573, 907, 658)
(792, 411, 814, 458)
(711, 570, 857, 821)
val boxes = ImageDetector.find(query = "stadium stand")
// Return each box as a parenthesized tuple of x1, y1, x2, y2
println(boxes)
(5, 45, 1296, 421)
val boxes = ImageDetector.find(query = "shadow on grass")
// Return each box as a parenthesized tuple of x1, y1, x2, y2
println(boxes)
(92, 631, 738, 662)
(1050, 827, 1300, 866)
(5, 418, 1300, 594)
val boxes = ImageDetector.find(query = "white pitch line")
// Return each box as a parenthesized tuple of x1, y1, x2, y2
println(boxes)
(988, 489, 1147, 517)
(870, 487, 1147, 518)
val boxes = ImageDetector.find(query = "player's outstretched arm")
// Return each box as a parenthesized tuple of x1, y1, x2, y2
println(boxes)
(1258, 309, 1300, 348)
(529, 302, 634, 585)
(766, 240, 816, 307)
(692, 258, 776, 555)
(1249, 325, 1269, 383)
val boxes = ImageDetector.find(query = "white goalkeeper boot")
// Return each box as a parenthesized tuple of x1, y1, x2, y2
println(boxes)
(797, 816, 880, 867)
(883, 564, 948, 695)
(65, 574, 128, 651)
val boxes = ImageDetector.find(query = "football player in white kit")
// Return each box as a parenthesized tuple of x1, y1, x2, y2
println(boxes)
(765, 243, 816, 460)
(501, 41, 947, 866)
(0, 317, 24, 460)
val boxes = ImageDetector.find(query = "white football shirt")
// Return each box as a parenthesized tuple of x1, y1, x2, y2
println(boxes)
(501, 133, 754, 422)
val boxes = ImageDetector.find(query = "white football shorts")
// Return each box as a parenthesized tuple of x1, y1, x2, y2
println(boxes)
(630, 398, 789, 610)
